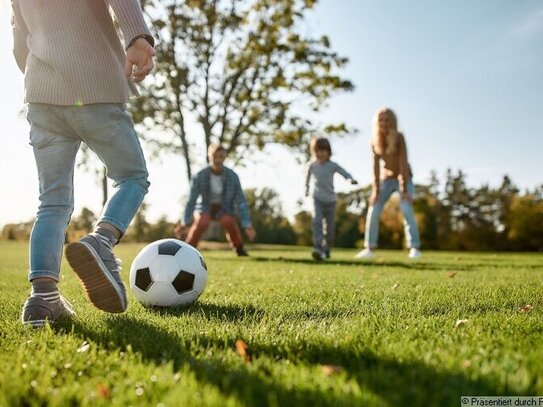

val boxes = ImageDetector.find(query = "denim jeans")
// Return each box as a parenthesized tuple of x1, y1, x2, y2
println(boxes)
(364, 178, 420, 249)
(26, 103, 149, 282)
(312, 199, 336, 252)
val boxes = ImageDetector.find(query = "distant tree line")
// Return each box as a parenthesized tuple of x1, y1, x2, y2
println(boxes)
(2, 170, 542, 251)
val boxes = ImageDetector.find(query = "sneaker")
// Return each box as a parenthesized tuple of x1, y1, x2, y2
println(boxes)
(311, 249, 323, 261)
(21, 295, 75, 328)
(355, 248, 375, 259)
(408, 248, 422, 259)
(236, 246, 249, 257)
(323, 249, 331, 259)
(65, 233, 127, 313)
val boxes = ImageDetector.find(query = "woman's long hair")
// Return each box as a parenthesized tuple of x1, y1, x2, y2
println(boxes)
(371, 107, 400, 156)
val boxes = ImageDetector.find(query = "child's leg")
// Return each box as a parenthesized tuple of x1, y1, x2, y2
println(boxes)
(66, 104, 149, 235)
(62, 104, 148, 313)
(322, 201, 336, 254)
(27, 104, 80, 283)
(217, 214, 244, 250)
(23, 104, 79, 326)
(312, 199, 325, 252)
(185, 213, 212, 247)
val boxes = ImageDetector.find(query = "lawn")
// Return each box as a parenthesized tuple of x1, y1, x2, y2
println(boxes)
(0, 240, 542, 406)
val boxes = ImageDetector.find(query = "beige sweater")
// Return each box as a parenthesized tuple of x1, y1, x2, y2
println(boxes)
(372, 133, 413, 193)
(11, 0, 152, 105)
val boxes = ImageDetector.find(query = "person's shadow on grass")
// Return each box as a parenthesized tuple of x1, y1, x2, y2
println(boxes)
(66, 302, 509, 406)
(251, 255, 460, 271)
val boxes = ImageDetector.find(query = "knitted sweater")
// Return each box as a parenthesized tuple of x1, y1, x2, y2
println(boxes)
(11, 0, 152, 105)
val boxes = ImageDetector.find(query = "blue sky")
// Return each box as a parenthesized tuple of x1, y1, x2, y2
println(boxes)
(308, 0, 543, 189)
(1, 1, 542, 228)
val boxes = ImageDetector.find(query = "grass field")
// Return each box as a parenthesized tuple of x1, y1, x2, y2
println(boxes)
(0, 240, 542, 406)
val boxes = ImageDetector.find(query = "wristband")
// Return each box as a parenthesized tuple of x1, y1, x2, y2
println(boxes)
(126, 34, 155, 50)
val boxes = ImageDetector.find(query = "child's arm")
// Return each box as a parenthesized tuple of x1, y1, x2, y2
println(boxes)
(11, 0, 29, 73)
(108, 0, 154, 49)
(108, 0, 156, 83)
(304, 164, 312, 196)
(334, 162, 358, 185)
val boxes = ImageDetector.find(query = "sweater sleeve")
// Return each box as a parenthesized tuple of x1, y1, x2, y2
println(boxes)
(371, 145, 380, 193)
(107, 0, 153, 47)
(333, 162, 353, 180)
(397, 134, 410, 193)
(11, 0, 29, 73)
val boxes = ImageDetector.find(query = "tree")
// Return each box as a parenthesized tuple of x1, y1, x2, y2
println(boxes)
(133, 0, 354, 182)
(292, 210, 312, 246)
(245, 187, 296, 244)
(334, 195, 361, 248)
(66, 207, 97, 242)
(413, 184, 446, 250)
(126, 202, 152, 242)
(506, 193, 543, 251)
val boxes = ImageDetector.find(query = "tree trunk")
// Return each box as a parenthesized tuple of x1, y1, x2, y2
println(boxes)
(101, 166, 108, 207)
(178, 116, 192, 183)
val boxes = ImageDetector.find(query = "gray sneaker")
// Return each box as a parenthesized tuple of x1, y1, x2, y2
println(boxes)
(65, 233, 127, 313)
(21, 295, 75, 328)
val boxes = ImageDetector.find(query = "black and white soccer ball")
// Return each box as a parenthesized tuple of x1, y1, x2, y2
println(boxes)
(129, 239, 207, 307)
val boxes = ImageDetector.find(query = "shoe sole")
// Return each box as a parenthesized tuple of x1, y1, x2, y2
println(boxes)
(22, 319, 48, 328)
(65, 242, 126, 313)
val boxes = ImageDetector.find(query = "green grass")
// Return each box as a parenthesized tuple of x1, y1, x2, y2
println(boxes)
(1, 240, 542, 406)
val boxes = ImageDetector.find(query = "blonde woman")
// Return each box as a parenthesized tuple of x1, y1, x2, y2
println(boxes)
(355, 108, 421, 259)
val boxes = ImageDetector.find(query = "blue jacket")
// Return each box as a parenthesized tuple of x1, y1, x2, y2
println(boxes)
(183, 166, 252, 227)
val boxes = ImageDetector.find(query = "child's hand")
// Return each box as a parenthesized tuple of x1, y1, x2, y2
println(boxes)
(173, 222, 185, 239)
(350, 179, 358, 185)
(125, 38, 156, 83)
(245, 226, 257, 242)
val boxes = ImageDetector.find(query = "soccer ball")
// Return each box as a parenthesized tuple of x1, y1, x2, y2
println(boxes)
(129, 239, 207, 307)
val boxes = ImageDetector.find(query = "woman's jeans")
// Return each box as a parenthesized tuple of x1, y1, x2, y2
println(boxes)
(364, 178, 420, 249)
(26, 103, 149, 282)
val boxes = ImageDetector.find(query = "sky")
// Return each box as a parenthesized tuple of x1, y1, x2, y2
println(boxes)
(1, 0, 542, 229)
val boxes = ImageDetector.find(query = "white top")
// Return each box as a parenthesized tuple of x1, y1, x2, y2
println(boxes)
(210, 173, 223, 204)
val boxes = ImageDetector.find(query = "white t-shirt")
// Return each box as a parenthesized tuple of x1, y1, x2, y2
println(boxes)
(210, 173, 223, 203)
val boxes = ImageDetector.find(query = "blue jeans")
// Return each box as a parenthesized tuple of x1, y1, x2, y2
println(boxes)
(26, 103, 149, 282)
(364, 178, 420, 249)
(312, 199, 336, 252)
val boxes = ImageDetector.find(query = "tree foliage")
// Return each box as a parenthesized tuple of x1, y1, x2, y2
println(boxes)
(133, 0, 354, 181)
(4, 170, 542, 252)
(245, 187, 296, 244)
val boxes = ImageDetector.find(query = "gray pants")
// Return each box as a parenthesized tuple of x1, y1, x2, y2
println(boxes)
(312, 199, 336, 252)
